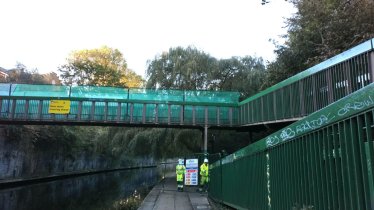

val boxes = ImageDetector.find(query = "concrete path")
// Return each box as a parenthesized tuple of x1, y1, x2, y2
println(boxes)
(138, 174, 211, 210)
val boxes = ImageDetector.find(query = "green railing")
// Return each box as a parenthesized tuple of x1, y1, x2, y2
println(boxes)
(210, 82, 374, 209)
(0, 85, 239, 126)
(238, 38, 374, 125)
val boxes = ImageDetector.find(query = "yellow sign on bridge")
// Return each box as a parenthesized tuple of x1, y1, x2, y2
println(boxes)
(49, 100, 70, 114)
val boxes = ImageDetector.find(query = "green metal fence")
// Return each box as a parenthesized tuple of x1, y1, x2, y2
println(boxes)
(238, 38, 374, 125)
(210, 82, 374, 209)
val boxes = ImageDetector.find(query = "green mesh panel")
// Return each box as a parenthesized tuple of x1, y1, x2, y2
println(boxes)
(5, 84, 239, 104)
(0, 83, 12, 96)
(12, 84, 69, 97)
(129, 89, 183, 101)
(71, 86, 128, 99)
(185, 90, 238, 103)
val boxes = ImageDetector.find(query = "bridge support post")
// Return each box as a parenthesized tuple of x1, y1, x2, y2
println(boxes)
(203, 125, 208, 154)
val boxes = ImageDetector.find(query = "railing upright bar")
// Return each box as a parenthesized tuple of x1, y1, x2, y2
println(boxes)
(369, 51, 374, 83)
(130, 103, 134, 122)
(116, 102, 121, 122)
(143, 103, 146, 123)
(217, 106, 220, 125)
(77, 101, 82, 121)
(37, 100, 43, 120)
(299, 80, 305, 116)
(10, 99, 16, 119)
(193, 105, 195, 124)
(168, 104, 171, 124)
(155, 104, 158, 123)
(24, 100, 29, 120)
(326, 68, 334, 104)
(229, 107, 232, 126)
(90, 102, 95, 121)
(312, 74, 317, 112)
(104, 102, 108, 122)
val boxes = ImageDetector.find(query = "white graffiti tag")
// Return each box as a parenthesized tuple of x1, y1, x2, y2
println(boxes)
(338, 96, 374, 116)
(280, 128, 296, 141)
(296, 113, 335, 133)
(266, 136, 280, 147)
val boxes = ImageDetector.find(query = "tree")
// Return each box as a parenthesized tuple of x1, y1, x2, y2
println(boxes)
(59, 46, 144, 88)
(264, 0, 374, 89)
(146, 46, 217, 90)
(146, 46, 266, 100)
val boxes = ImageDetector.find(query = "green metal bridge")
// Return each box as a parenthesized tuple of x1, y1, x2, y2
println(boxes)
(209, 38, 374, 209)
(1, 38, 374, 209)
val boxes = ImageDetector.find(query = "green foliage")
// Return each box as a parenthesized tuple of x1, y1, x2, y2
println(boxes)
(59, 46, 144, 87)
(146, 46, 266, 100)
(264, 0, 374, 88)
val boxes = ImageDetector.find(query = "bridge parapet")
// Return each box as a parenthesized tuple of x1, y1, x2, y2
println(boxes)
(210, 81, 374, 209)
(238, 38, 374, 126)
(0, 88, 239, 127)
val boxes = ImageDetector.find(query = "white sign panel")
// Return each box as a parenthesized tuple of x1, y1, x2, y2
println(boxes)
(185, 159, 198, 185)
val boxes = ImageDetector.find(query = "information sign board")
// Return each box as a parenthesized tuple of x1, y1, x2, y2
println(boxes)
(185, 159, 198, 185)
(49, 100, 70, 114)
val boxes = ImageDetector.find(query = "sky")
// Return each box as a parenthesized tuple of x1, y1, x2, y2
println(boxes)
(0, 0, 296, 79)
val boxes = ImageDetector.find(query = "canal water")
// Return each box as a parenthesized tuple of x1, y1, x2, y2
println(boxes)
(0, 167, 158, 210)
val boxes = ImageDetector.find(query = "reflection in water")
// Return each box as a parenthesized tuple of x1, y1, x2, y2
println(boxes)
(0, 167, 157, 210)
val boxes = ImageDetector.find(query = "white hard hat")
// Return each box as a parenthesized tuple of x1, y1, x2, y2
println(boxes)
(204, 158, 209, 163)
(178, 159, 184, 165)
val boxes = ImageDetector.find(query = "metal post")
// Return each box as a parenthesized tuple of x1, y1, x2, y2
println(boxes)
(130, 103, 134, 122)
(117, 103, 121, 122)
(7, 84, 12, 116)
(10, 99, 16, 119)
(205, 106, 208, 125)
(193, 105, 196, 124)
(346, 61, 353, 94)
(155, 104, 158, 123)
(326, 68, 334, 104)
(143, 103, 146, 123)
(77, 101, 82, 121)
(369, 51, 374, 83)
(261, 96, 264, 121)
(229, 107, 232, 126)
(290, 84, 293, 118)
(251, 101, 254, 123)
(90, 102, 95, 121)
(104, 102, 108, 122)
(220, 153, 223, 203)
(24, 100, 29, 120)
(299, 80, 305, 116)
(51, 113, 55, 120)
(204, 125, 208, 154)
(180, 105, 184, 124)
(163, 163, 166, 193)
(168, 104, 171, 123)
(217, 106, 220, 125)
(312, 74, 317, 112)
(273, 92, 277, 120)
(37, 100, 43, 120)
(69, 85, 72, 97)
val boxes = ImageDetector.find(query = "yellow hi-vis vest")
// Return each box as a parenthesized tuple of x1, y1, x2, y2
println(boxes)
(200, 163, 209, 177)
(176, 165, 186, 175)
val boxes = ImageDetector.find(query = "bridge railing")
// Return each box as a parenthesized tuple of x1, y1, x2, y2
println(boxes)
(0, 97, 239, 127)
(238, 38, 374, 126)
(210, 82, 374, 209)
